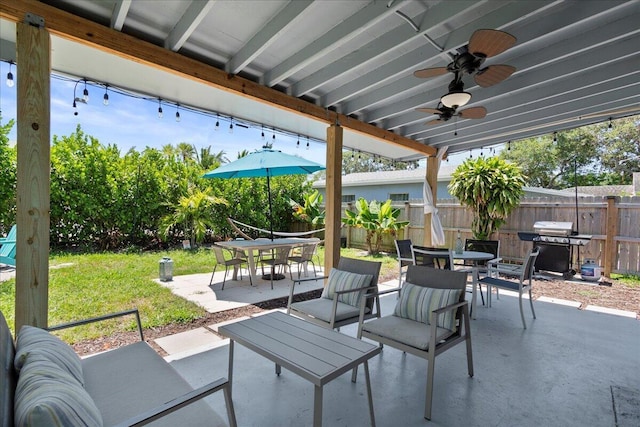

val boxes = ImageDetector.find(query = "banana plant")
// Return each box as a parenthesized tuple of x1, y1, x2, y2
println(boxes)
(342, 198, 409, 254)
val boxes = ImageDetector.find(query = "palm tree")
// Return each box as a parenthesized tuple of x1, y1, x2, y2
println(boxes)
(448, 156, 525, 240)
(176, 142, 196, 163)
(160, 186, 228, 248)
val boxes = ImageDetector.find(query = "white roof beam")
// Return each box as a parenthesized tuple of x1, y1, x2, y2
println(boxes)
(263, 0, 412, 87)
(226, 0, 313, 75)
(415, 67, 640, 144)
(290, 1, 510, 97)
(323, 0, 564, 107)
(110, 0, 131, 31)
(164, 0, 216, 52)
(387, 15, 640, 132)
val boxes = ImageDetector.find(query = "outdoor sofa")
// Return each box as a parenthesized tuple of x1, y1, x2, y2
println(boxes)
(1, 308, 236, 426)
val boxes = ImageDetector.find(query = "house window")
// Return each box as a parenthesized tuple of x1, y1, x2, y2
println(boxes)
(342, 194, 356, 203)
(389, 193, 409, 202)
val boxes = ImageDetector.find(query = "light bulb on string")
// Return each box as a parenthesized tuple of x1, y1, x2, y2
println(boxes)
(306, 136, 309, 150)
(296, 135, 300, 149)
(82, 79, 89, 102)
(175, 104, 181, 122)
(103, 85, 109, 106)
(469, 150, 473, 159)
(608, 117, 613, 129)
(229, 118, 234, 134)
(480, 146, 484, 157)
(157, 99, 163, 118)
(261, 126, 265, 140)
(553, 131, 557, 143)
(6, 61, 14, 87)
(508, 140, 511, 151)
(215, 114, 219, 131)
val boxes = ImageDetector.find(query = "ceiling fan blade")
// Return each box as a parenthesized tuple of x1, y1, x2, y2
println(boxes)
(458, 106, 487, 119)
(415, 108, 443, 115)
(468, 29, 517, 58)
(425, 118, 444, 126)
(413, 67, 448, 79)
(474, 64, 516, 87)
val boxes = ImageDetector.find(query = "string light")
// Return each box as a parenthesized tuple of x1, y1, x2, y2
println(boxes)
(261, 125, 265, 140)
(296, 135, 300, 148)
(469, 150, 473, 159)
(229, 117, 234, 134)
(82, 79, 89, 102)
(272, 128, 276, 143)
(553, 131, 557, 142)
(6, 61, 14, 88)
(608, 117, 613, 129)
(34, 68, 329, 151)
(480, 146, 484, 156)
(507, 140, 511, 151)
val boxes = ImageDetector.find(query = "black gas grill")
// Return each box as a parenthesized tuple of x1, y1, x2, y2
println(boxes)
(518, 221, 592, 279)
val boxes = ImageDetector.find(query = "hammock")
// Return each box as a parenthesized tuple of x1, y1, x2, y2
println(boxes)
(227, 217, 324, 239)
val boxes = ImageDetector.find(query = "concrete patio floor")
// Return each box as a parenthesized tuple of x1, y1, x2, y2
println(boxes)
(166, 291, 639, 427)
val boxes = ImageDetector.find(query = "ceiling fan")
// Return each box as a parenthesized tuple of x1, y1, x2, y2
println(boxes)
(416, 104, 487, 126)
(414, 29, 517, 88)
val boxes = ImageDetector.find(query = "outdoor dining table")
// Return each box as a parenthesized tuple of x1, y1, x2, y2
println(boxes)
(219, 311, 380, 427)
(411, 247, 494, 320)
(217, 237, 311, 284)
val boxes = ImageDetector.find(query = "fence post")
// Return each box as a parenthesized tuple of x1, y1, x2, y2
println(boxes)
(604, 196, 617, 277)
(346, 202, 353, 248)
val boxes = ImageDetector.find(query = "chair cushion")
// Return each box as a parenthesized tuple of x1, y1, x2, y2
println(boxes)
(0, 311, 16, 427)
(82, 342, 226, 427)
(14, 357, 103, 427)
(394, 283, 462, 331)
(290, 298, 369, 322)
(321, 268, 372, 307)
(362, 315, 454, 351)
(14, 326, 84, 386)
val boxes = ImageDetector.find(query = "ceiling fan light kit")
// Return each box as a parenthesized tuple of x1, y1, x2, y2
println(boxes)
(414, 29, 517, 127)
(441, 91, 471, 109)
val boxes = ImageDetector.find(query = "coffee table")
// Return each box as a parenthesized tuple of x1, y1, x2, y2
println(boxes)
(218, 311, 381, 427)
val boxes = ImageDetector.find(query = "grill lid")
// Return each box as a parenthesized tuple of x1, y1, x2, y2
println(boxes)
(533, 221, 573, 236)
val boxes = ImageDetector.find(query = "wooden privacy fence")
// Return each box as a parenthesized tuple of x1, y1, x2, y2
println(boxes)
(339, 196, 640, 276)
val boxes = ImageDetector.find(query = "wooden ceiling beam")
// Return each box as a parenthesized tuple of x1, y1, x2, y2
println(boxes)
(1, 0, 435, 157)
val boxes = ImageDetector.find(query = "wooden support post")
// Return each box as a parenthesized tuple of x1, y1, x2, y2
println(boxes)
(325, 124, 343, 273)
(423, 156, 438, 247)
(15, 18, 51, 330)
(604, 196, 617, 277)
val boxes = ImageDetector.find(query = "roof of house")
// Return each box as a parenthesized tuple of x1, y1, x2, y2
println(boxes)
(574, 185, 636, 196)
(313, 167, 590, 198)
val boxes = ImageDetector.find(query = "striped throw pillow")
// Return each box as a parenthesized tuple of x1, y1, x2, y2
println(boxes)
(321, 269, 373, 307)
(14, 357, 103, 426)
(394, 283, 462, 331)
(15, 326, 84, 386)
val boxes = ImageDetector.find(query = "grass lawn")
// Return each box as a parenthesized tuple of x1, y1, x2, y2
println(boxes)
(0, 246, 398, 342)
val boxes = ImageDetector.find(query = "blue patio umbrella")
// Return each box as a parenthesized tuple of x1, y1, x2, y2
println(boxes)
(203, 149, 325, 240)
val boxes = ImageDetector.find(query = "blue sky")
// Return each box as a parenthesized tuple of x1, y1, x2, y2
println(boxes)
(0, 61, 473, 167)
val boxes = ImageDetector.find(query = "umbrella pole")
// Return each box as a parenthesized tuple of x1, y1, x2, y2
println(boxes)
(267, 173, 274, 240)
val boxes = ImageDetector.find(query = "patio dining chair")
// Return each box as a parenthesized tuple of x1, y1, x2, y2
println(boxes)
(394, 239, 414, 287)
(358, 265, 472, 420)
(210, 244, 252, 290)
(478, 248, 540, 328)
(412, 246, 453, 270)
(287, 257, 382, 331)
(287, 240, 319, 280)
(259, 245, 292, 289)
